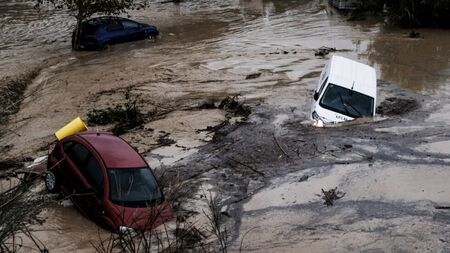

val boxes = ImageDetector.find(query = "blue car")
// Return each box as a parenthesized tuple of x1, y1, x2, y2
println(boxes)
(72, 16, 159, 50)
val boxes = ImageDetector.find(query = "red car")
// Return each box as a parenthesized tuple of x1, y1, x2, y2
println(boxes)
(45, 131, 172, 233)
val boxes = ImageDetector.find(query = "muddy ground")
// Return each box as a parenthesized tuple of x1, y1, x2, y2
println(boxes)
(1, 0, 450, 252)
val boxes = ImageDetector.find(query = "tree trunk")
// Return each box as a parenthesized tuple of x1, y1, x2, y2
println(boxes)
(72, 18, 83, 50)
(73, 2, 84, 50)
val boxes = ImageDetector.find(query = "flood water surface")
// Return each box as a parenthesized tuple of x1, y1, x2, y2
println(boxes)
(2, 0, 450, 252)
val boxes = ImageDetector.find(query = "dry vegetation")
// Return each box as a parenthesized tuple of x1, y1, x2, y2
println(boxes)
(0, 70, 41, 138)
(0, 173, 48, 252)
(93, 173, 230, 253)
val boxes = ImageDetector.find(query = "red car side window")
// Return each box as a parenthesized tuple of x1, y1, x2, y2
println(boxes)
(63, 141, 74, 152)
(67, 143, 90, 168)
(85, 156, 105, 197)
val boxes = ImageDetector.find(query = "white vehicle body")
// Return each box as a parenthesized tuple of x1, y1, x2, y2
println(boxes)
(311, 55, 377, 124)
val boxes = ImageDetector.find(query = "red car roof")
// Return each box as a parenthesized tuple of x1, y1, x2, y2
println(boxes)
(78, 132, 147, 169)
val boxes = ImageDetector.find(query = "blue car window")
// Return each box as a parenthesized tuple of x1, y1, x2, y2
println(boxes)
(122, 20, 139, 30)
(106, 20, 123, 31)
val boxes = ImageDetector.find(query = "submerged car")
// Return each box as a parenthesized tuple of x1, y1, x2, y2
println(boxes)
(311, 55, 377, 124)
(45, 131, 172, 233)
(73, 16, 159, 49)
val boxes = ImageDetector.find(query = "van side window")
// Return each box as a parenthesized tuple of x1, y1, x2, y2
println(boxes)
(85, 156, 105, 197)
(319, 63, 329, 83)
(318, 77, 328, 97)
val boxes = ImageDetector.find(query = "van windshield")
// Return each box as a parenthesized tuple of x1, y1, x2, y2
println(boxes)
(108, 168, 162, 207)
(319, 83, 374, 118)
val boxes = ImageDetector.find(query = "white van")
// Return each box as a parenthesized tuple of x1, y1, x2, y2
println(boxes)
(311, 55, 377, 125)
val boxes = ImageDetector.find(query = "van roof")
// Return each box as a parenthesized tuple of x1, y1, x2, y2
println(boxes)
(328, 55, 376, 98)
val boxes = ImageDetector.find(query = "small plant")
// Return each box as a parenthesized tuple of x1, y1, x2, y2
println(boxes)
(92, 173, 231, 253)
(203, 193, 228, 253)
(87, 91, 147, 135)
(0, 173, 47, 252)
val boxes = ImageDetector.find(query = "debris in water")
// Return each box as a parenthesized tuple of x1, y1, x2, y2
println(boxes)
(0, 157, 33, 172)
(219, 95, 251, 117)
(314, 46, 336, 56)
(377, 97, 419, 116)
(0, 159, 24, 171)
(273, 133, 290, 158)
(435, 206, 450, 210)
(320, 187, 345, 206)
(245, 73, 262, 80)
(59, 199, 74, 207)
(157, 132, 176, 146)
(298, 174, 312, 182)
(198, 100, 217, 109)
(87, 93, 146, 135)
(174, 227, 206, 248)
(409, 30, 421, 38)
(198, 95, 251, 117)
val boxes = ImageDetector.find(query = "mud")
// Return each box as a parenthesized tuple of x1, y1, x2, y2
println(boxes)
(2, 0, 450, 252)
(377, 97, 420, 116)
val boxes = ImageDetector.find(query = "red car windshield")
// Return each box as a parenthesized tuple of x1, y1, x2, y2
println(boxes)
(108, 168, 162, 207)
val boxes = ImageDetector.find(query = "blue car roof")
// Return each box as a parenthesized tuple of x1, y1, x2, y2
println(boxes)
(86, 16, 127, 26)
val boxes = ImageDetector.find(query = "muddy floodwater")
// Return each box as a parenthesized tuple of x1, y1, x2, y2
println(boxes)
(1, 0, 450, 252)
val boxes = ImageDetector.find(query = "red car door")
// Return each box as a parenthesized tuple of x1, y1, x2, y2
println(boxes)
(61, 141, 90, 197)
(62, 141, 103, 220)
(82, 154, 107, 223)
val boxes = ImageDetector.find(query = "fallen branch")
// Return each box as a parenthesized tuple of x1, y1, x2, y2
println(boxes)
(273, 133, 290, 158)
(228, 157, 265, 177)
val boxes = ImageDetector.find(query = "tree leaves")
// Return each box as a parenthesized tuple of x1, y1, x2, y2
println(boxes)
(35, 0, 147, 20)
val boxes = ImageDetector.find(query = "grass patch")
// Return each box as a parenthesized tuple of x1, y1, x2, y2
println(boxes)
(0, 70, 40, 116)
(0, 174, 47, 252)
(0, 69, 41, 139)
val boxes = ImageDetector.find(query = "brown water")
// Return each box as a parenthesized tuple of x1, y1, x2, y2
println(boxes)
(2, 0, 450, 252)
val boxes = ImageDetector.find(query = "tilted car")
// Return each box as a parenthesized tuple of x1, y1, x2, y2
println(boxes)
(73, 16, 159, 49)
(45, 131, 172, 233)
(311, 55, 377, 125)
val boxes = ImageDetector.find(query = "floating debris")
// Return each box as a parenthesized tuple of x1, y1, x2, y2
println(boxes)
(377, 97, 419, 116)
(87, 95, 146, 135)
(320, 187, 346, 206)
(409, 30, 421, 38)
(245, 73, 262, 80)
(314, 46, 336, 56)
